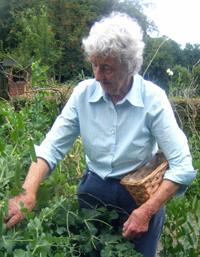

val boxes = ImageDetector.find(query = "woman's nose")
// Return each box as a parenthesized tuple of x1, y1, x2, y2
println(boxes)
(94, 67, 105, 82)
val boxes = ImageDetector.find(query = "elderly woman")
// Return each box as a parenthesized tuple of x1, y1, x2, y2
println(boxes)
(5, 12, 197, 257)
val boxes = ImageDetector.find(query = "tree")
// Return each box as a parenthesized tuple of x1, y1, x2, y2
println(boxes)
(183, 44, 200, 70)
(41, 0, 155, 81)
(2, 0, 157, 82)
(167, 39, 187, 67)
(42, 0, 105, 82)
(193, 64, 200, 95)
(8, 6, 61, 76)
(0, 0, 12, 49)
(112, 0, 157, 38)
(0, 0, 41, 49)
(6, 0, 120, 81)
(142, 36, 175, 90)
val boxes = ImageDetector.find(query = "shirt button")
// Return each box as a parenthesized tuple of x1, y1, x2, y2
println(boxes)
(109, 151, 112, 155)
(111, 130, 115, 134)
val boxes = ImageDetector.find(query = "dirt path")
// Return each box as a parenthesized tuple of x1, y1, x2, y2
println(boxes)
(156, 241, 162, 257)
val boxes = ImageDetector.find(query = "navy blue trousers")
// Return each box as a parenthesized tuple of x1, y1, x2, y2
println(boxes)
(77, 167, 165, 257)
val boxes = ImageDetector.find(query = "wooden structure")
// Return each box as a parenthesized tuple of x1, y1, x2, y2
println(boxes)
(0, 57, 29, 98)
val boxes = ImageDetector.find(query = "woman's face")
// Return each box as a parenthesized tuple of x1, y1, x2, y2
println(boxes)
(89, 55, 133, 103)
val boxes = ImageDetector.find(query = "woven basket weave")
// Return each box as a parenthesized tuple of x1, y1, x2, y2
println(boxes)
(120, 152, 168, 206)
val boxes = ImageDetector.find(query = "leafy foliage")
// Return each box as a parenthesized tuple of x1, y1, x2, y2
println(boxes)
(159, 195, 200, 257)
(0, 63, 143, 256)
(0, 200, 142, 256)
(142, 36, 200, 92)
(1, 0, 200, 91)
(8, 6, 61, 75)
(0, 49, 200, 257)
(0, 0, 155, 82)
(168, 65, 190, 97)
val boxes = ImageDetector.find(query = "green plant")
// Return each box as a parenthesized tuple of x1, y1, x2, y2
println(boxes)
(0, 61, 143, 256)
(0, 40, 4, 61)
(186, 142, 200, 198)
(0, 198, 142, 257)
(159, 195, 200, 256)
(9, 6, 61, 75)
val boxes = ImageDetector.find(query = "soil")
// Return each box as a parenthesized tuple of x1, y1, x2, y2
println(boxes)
(156, 241, 162, 257)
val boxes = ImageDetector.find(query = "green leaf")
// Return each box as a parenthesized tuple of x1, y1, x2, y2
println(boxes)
(109, 209, 119, 220)
(54, 254, 65, 257)
(187, 233, 194, 247)
(15, 160, 21, 188)
(11, 130, 18, 143)
(56, 226, 67, 235)
(79, 239, 93, 253)
(21, 207, 28, 213)
(4, 187, 9, 217)
(0, 207, 3, 237)
(188, 249, 196, 257)
(177, 216, 186, 227)
(79, 208, 101, 220)
(0, 142, 6, 153)
(10, 185, 23, 196)
(36, 186, 50, 209)
(29, 140, 37, 163)
(100, 234, 121, 244)
(187, 212, 194, 227)
(26, 211, 35, 219)
(13, 249, 31, 257)
(101, 245, 114, 257)
(27, 217, 43, 234)
(88, 226, 98, 236)
(193, 197, 200, 217)
(19, 201, 24, 208)
(72, 234, 87, 244)
(29, 233, 51, 253)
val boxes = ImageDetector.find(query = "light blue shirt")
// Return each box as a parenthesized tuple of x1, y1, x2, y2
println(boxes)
(35, 74, 197, 196)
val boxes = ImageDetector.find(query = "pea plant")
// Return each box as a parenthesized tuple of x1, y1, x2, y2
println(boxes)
(0, 199, 142, 257)
(1, 61, 199, 256)
(0, 97, 142, 257)
(159, 195, 200, 257)
(0, 64, 142, 256)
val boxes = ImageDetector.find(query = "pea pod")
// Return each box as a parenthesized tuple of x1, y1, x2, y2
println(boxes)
(15, 160, 21, 188)
(29, 139, 37, 163)
(0, 207, 3, 236)
(4, 187, 9, 218)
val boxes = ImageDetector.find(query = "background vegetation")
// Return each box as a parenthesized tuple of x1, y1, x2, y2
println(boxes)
(0, 0, 199, 256)
(0, 0, 200, 90)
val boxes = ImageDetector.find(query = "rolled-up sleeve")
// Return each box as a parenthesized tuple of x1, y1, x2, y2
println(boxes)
(148, 90, 198, 196)
(34, 88, 80, 176)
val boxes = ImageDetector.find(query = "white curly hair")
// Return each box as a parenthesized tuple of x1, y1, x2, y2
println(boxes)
(82, 12, 145, 75)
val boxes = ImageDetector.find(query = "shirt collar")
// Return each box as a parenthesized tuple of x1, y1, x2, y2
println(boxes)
(125, 74, 144, 107)
(88, 81, 105, 103)
(88, 75, 144, 107)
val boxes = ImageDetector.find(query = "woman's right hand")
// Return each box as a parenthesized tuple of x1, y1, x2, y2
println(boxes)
(4, 192, 36, 229)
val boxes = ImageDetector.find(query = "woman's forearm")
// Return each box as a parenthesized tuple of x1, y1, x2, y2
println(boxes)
(22, 157, 50, 196)
(139, 179, 181, 218)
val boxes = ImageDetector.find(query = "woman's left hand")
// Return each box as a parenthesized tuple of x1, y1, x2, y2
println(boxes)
(122, 207, 151, 238)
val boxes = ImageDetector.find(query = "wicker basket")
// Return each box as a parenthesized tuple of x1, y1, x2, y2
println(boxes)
(120, 152, 168, 206)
